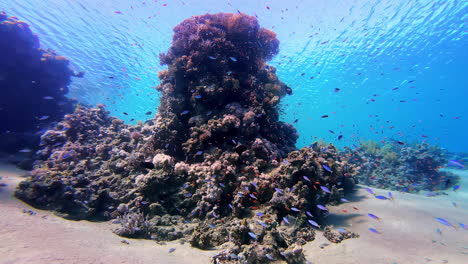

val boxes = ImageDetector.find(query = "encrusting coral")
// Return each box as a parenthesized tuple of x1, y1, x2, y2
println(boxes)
(16, 13, 358, 263)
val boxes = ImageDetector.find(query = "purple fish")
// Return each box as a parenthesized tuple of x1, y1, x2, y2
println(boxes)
(256, 212, 264, 217)
(321, 186, 331, 193)
(248, 232, 257, 239)
(328, 130, 335, 134)
(322, 164, 332, 173)
(275, 188, 283, 194)
(291, 207, 300, 212)
(306, 211, 314, 217)
(195, 151, 203, 155)
(453, 185, 460, 192)
(317, 205, 328, 211)
(341, 198, 349, 203)
(388, 192, 393, 200)
(368, 228, 380, 234)
(194, 95, 202, 99)
(229, 57, 237, 62)
(435, 218, 454, 228)
(448, 160, 465, 169)
(283, 216, 290, 224)
(249, 194, 257, 200)
(368, 213, 380, 220)
(365, 187, 374, 195)
(251, 182, 258, 188)
(181, 110, 189, 115)
(308, 219, 320, 228)
(375, 195, 388, 200)
(303, 175, 311, 182)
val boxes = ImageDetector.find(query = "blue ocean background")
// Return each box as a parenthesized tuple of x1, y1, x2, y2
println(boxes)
(2, 0, 467, 152)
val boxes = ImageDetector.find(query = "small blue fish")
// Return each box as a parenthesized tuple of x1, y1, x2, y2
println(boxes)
(265, 254, 274, 261)
(181, 110, 189, 115)
(375, 195, 388, 200)
(227, 71, 232, 75)
(43, 96, 54, 100)
(256, 212, 264, 217)
(435, 218, 454, 228)
(459, 223, 467, 229)
(322, 164, 332, 173)
(317, 205, 328, 211)
(168, 248, 176, 253)
(209, 224, 216, 228)
(368, 213, 380, 221)
(194, 95, 202, 99)
(283, 160, 290, 164)
(368, 228, 380, 234)
(365, 187, 375, 195)
(341, 198, 349, 203)
(328, 130, 335, 134)
(337, 228, 347, 233)
(338, 135, 343, 140)
(248, 232, 257, 239)
(257, 221, 267, 228)
(249, 194, 257, 200)
(228, 204, 234, 209)
(229, 57, 237, 62)
(308, 219, 320, 228)
(38, 115, 49, 120)
(453, 185, 460, 192)
(251, 182, 258, 188)
(274, 188, 283, 194)
(208, 56, 216, 59)
(195, 151, 203, 155)
(306, 211, 314, 217)
(186, 193, 192, 197)
(303, 175, 311, 182)
(291, 207, 300, 212)
(388, 192, 394, 200)
(283, 216, 290, 224)
(238, 192, 244, 197)
(321, 186, 331, 193)
(219, 183, 226, 187)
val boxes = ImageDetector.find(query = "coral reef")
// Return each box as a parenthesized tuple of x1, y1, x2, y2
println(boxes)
(16, 13, 358, 263)
(0, 11, 81, 154)
(343, 141, 459, 192)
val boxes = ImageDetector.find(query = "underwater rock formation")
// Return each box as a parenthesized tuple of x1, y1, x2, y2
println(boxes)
(0, 11, 81, 154)
(16, 13, 358, 263)
(343, 141, 459, 192)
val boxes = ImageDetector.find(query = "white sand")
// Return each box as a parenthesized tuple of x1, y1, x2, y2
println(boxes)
(1, 164, 467, 264)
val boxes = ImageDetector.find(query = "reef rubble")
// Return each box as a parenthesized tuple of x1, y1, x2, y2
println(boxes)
(15, 13, 358, 263)
(342, 140, 459, 193)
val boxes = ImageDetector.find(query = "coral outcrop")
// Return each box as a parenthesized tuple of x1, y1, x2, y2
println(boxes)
(16, 13, 357, 263)
(343, 141, 459, 192)
(0, 11, 82, 154)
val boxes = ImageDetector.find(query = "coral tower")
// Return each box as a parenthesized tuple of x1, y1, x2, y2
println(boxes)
(16, 13, 357, 263)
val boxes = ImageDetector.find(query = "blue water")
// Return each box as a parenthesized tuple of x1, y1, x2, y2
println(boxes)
(2, 0, 467, 152)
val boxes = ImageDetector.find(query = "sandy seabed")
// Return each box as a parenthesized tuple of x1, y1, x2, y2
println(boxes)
(1, 163, 467, 264)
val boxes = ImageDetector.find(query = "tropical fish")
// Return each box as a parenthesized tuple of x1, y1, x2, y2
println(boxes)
(303, 176, 311, 182)
(435, 218, 454, 228)
(265, 254, 274, 261)
(168, 248, 176, 253)
(328, 130, 335, 134)
(208, 56, 216, 59)
(388, 192, 394, 200)
(365, 187, 375, 195)
(341, 198, 349, 202)
(368, 213, 380, 221)
(375, 195, 388, 200)
(321, 186, 331, 193)
(337, 228, 347, 233)
(317, 205, 328, 211)
(453, 185, 460, 192)
(322, 164, 332, 173)
(219, 183, 226, 187)
(249, 194, 257, 200)
(291, 207, 300, 212)
(248, 232, 257, 239)
(145, 111, 152, 115)
(306, 211, 314, 217)
(459, 223, 467, 229)
(229, 57, 237, 62)
(283, 216, 290, 224)
(194, 95, 202, 99)
(251, 182, 258, 188)
(256, 212, 264, 217)
(181, 110, 189, 115)
(42, 96, 54, 100)
(37, 115, 49, 120)
(448, 160, 465, 169)
(274, 188, 283, 194)
(18, 149, 32, 153)
(368, 228, 380, 234)
(338, 135, 343, 140)
(308, 219, 320, 228)
(195, 151, 203, 155)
